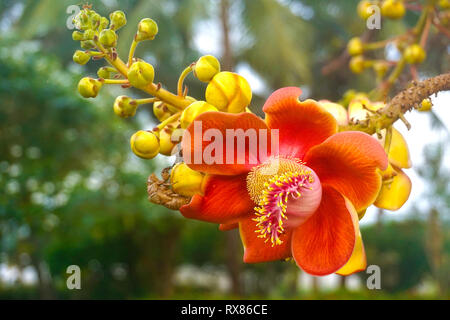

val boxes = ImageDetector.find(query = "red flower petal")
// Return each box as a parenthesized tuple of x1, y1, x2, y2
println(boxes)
(239, 216, 292, 263)
(263, 87, 338, 159)
(181, 111, 272, 176)
(305, 131, 388, 212)
(180, 174, 253, 224)
(291, 185, 359, 276)
(219, 223, 239, 231)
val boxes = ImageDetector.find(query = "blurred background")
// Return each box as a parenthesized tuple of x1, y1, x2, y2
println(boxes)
(0, 0, 448, 299)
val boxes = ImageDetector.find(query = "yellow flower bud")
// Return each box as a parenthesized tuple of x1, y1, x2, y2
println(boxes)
(349, 56, 365, 74)
(159, 123, 181, 156)
(100, 17, 109, 30)
(72, 31, 84, 41)
(83, 29, 95, 41)
(381, 0, 406, 20)
(180, 101, 218, 129)
(113, 96, 138, 118)
(130, 130, 160, 159)
(439, 0, 450, 9)
(357, 1, 375, 20)
(170, 163, 204, 197)
(205, 72, 252, 113)
(97, 67, 113, 79)
(136, 18, 159, 42)
(77, 77, 103, 98)
(404, 44, 426, 64)
(193, 55, 221, 82)
(418, 98, 432, 112)
(127, 61, 155, 88)
(110, 10, 127, 30)
(98, 29, 117, 48)
(80, 40, 96, 50)
(373, 61, 389, 77)
(153, 101, 174, 121)
(73, 50, 91, 65)
(347, 37, 364, 56)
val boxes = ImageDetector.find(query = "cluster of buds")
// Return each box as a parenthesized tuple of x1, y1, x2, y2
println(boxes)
(348, 0, 449, 98)
(71, 6, 253, 198)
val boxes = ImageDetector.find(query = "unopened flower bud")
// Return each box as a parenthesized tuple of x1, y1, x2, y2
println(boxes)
(72, 31, 84, 41)
(349, 56, 365, 74)
(404, 44, 426, 64)
(170, 163, 204, 197)
(418, 99, 432, 112)
(357, 1, 374, 20)
(83, 29, 95, 40)
(205, 72, 252, 113)
(159, 124, 180, 156)
(99, 17, 109, 30)
(73, 50, 91, 65)
(78, 77, 103, 98)
(136, 18, 159, 42)
(113, 96, 138, 118)
(381, 0, 405, 20)
(110, 10, 127, 30)
(97, 67, 113, 79)
(153, 101, 173, 121)
(99, 29, 117, 48)
(193, 55, 221, 82)
(80, 40, 96, 50)
(180, 101, 218, 129)
(130, 130, 160, 159)
(347, 37, 364, 56)
(127, 61, 155, 88)
(373, 61, 389, 77)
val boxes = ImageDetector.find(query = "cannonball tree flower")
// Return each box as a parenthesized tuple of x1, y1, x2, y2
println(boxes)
(320, 97, 412, 212)
(180, 87, 388, 276)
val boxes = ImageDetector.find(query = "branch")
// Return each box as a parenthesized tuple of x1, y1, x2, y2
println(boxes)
(342, 73, 450, 134)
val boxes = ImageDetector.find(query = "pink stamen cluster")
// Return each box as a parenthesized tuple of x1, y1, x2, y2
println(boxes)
(254, 170, 315, 247)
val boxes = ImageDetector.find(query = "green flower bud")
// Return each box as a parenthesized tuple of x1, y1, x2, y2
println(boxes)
(193, 55, 221, 82)
(110, 10, 127, 30)
(80, 40, 96, 50)
(72, 31, 84, 41)
(73, 50, 91, 65)
(90, 12, 101, 28)
(74, 11, 90, 30)
(98, 29, 117, 48)
(127, 61, 155, 88)
(136, 18, 158, 42)
(130, 130, 160, 159)
(113, 96, 138, 118)
(77, 77, 103, 98)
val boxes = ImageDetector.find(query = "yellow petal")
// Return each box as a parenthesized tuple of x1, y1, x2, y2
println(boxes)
(336, 230, 367, 276)
(319, 100, 349, 126)
(388, 128, 412, 169)
(375, 168, 412, 211)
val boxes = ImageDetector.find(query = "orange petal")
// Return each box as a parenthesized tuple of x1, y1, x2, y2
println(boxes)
(180, 174, 253, 224)
(181, 111, 271, 175)
(239, 216, 292, 263)
(319, 100, 349, 126)
(291, 185, 359, 276)
(219, 223, 239, 231)
(305, 131, 388, 212)
(336, 230, 367, 276)
(375, 167, 412, 211)
(263, 87, 337, 159)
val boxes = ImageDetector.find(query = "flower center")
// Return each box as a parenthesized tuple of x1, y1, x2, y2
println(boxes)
(246, 157, 322, 246)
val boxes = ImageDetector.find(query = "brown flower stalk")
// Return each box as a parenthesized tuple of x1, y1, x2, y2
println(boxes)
(147, 168, 190, 210)
(342, 73, 450, 134)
